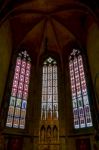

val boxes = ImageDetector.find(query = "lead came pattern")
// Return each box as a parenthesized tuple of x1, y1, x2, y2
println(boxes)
(69, 49, 92, 129)
(6, 51, 31, 129)
(41, 57, 58, 120)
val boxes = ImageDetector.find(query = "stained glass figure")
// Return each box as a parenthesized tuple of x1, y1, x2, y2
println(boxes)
(41, 57, 58, 120)
(69, 49, 92, 129)
(6, 51, 31, 129)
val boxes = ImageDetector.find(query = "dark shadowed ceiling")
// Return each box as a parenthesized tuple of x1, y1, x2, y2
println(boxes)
(0, 0, 99, 60)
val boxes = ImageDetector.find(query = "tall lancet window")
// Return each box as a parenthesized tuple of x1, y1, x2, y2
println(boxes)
(6, 51, 31, 129)
(41, 57, 58, 120)
(69, 49, 93, 129)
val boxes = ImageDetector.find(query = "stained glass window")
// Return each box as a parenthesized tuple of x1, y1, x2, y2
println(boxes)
(41, 57, 58, 120)
(69, 49, 93, 129)
(6, 51, 31, 129)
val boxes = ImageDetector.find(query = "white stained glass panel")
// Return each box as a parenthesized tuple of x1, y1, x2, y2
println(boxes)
(48, 95, 52, 102)
(42, 103, 46, 110)
(53, 86, 57, 94)
(83, 95, 89, 105)
(15, 107, 20, 117)
(80, 118, 85, 128)
(53, 73, 57, 79)
(42, 87, 47, 95)
(13, 117, 19, 128)
(6, 116, 13, 127)
(73, 108, 78, 118)
(42, 95, 47, 102)
(41, 57, 58, 120)
(53, 95, 58, 102)
(53, 103, 58, 111)
(43, 73, 47, 81)
(8, 106, 14, 116)
(48, 87, 52, 94)
(48, 79, 52, 87)
(84, 105, 90, 115)
(53, 79, 57, 86)
(20, 118, 25, 129)
(73, 99, 77, 108)
(86, 116, 92, 126)
(43, 65, 47, 73)
(48, 65, 52, 73)
(53, 65, 57, 73)
(48, 73, 52, 80)
(77, 97, 83, 107)
(79, 108, 84, 117)
(74, 119, 79, 129)
(21, 109, 26, 118)
(42, 79, 47, 87)
(10, 97, 16, 106)
(47, 103, 52, 111)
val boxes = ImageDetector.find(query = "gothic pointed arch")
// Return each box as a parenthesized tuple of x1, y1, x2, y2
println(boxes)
(6, 50, 31, 129)
(69, 49, 93, 129)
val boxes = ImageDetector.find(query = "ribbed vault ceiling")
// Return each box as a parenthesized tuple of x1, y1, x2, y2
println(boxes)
(0, 0, 99, 59)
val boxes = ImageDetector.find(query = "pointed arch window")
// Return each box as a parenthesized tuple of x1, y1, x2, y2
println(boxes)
(6, 51, 31, 129)
(41, 57, 58, 120)
(69, 49, 93, 129)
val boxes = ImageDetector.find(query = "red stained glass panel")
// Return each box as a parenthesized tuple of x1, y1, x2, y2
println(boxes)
(23, 91, 28, 100)
(16, 58, 21, 66)
(20, 68, 25, 75)
(22, 60, 26, 68)
(12, 88, 17, 97)
(15, 65, 20, 73)
(26, 62, 31, 70)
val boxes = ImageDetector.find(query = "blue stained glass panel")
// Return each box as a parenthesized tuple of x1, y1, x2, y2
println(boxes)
(22, 100, 27, 109)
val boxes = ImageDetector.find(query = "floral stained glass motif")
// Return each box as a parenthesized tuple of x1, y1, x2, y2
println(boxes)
(6, 51, 31, 129)
(69, 49, 92, 129)
(41, 57, 58, 120)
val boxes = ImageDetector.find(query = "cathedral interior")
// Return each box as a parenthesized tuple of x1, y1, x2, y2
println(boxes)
(0, 0, 99, 149)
